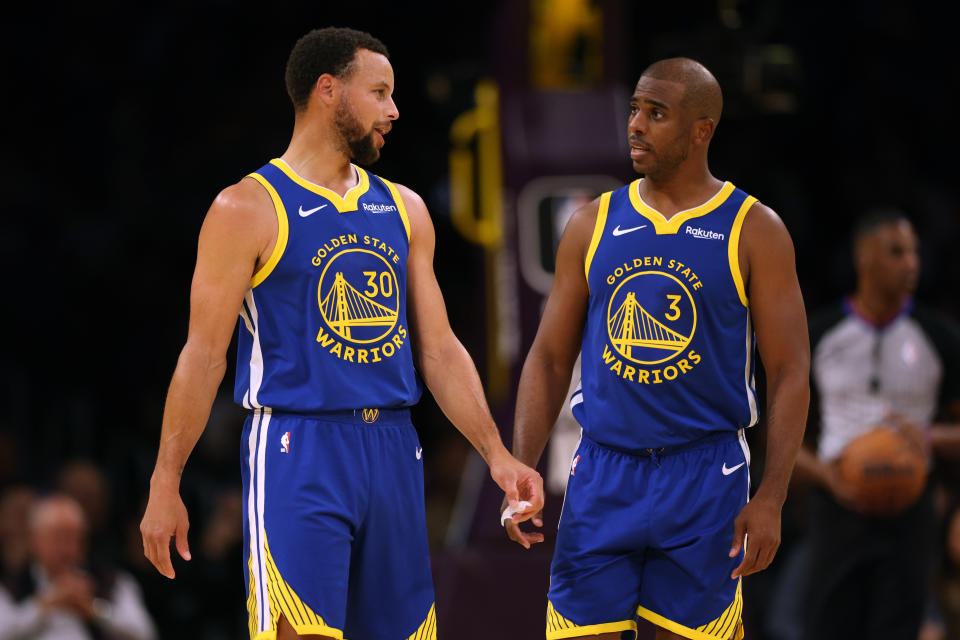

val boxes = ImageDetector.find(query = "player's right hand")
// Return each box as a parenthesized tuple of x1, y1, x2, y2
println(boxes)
(140, 476, 191, 579)
(500, 496, 545, 549)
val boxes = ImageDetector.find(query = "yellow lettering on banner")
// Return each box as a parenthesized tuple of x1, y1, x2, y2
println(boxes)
(677, 359, 692, 374)
(371, 347, 382, 362)
(382, 342, 395, 358)
(624, 365, 636, 381)
(663, 365, 678, 380)
(330, 342, 342, 357)
(637, 369, 650, 384)
(610, 360, 622, 375)
(357, 349, 369, 363)
(343, 347, 355, 362)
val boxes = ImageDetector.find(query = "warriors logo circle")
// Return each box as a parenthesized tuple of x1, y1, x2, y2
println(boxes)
(606, 270, 697, 365)
(317, 248, 399, 344)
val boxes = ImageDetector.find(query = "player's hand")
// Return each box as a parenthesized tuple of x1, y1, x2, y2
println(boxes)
(729, 495, 781, 579)
(500, 495, 544, 549)
(140, 473, 191, 579)
(487, 448, 544, 525)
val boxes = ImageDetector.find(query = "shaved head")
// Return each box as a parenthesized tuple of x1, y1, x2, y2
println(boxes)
(641, 58, 722, 124)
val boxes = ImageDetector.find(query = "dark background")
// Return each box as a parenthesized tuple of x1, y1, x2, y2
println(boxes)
(1, 1, 957, 638)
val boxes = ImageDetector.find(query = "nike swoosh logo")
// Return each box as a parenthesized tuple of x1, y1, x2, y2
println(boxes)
(722, 461, 745, 476)
(416, 447, 422, 460)
(612, 224, 647, 236)
(298, 204, 328, 217)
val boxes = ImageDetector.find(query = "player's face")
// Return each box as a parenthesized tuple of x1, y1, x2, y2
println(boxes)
(862, 220, 920, 298)
(627, 76, 694, 177)
(335, 49, 398, 165)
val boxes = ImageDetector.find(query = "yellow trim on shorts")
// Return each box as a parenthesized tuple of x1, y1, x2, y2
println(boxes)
(583, 191, 611, 288)
(270, 158, 370, 212)
(247, 552, 259, 639)
(380, 177, 412, 242)
(247, 172, 289, 288)
(546, 600, 637, 639)
(261, 534, 344, 639)
(405, 602, 437, 640)
(637, 579, 743, 640)
(628, 179, 735, 235)
(727, 196, 757, 307)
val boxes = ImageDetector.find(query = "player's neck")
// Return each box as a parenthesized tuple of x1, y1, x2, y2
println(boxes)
(637, 165, 723, 220)
(281, 124, 357, 195)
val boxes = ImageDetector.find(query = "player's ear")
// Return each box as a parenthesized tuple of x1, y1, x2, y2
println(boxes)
(692, 118, 716, 146)
(313, 73, 338, 107)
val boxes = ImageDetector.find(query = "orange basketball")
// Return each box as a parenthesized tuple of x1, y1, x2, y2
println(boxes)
(838, 427, 927, 516)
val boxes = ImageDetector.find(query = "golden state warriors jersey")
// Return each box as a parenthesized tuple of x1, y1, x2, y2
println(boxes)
(572, 180, 759, 449)
(234, 159, 421, 413)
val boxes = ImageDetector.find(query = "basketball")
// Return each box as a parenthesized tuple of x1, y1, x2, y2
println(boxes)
(838, 426, 927, 516)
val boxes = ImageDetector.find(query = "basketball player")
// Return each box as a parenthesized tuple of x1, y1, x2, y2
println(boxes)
(502, 58, 810, 640)
(139, 28, 543, 640)
(794, 211, 960, 640)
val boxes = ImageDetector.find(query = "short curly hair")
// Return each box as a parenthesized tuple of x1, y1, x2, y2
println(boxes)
(284, 27, 389, 112)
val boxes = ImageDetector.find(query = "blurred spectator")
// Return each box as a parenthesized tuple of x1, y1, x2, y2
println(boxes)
(791, 210, 960, 640)
(56, 460, 118, 571)
(0, 494, 156, 640)
(0, 486, 36, 587)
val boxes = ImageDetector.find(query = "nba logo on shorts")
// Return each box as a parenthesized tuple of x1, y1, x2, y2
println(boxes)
(280, 432, 291, 453)
(571, 454, 580, 476)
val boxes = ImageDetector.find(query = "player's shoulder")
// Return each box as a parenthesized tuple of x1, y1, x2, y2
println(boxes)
(567, 194, 606, 236)
(741, 199, 788, 235)
(199, 177, 276, 243)
(213, 177, 274, 215)
(388, 181, 426, 211)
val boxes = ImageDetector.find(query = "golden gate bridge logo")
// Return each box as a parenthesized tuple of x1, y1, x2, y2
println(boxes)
(606, 271, 696, 365)
(317, 249, 399, 344)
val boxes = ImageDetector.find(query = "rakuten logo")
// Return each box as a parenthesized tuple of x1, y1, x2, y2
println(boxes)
(362, 203, 398, 213)
(685, 226, 725, 241)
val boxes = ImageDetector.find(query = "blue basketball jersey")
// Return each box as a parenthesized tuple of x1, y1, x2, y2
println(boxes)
(233, 159, 422, 413)
(573, 179, 760, 449)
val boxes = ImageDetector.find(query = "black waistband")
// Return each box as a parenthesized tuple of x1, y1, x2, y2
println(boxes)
(581, 429, 739, 457)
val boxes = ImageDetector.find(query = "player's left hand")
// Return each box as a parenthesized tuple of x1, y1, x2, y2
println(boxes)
(488, 449, 544, 525)
(729, 496, 781, 579)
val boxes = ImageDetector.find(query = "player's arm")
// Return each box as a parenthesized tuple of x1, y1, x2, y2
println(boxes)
(729, 202, 811, 578)
(505, 199, 594, 548)
(140, 179, 274, 579)
(397, 184, 544, 519)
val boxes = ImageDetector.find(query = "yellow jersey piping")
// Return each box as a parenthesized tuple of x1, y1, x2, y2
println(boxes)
(728, 196, 757, 307)
(584, 191, 611, 288)
(247, 172, 289, 288)
(270, 158, 370, 213)
(628, 180, 735, 235)
(380, 177, 412, 241)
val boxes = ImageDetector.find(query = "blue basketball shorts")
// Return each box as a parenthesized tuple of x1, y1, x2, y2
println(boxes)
(547, 430, 750, 640)
(241, 408, 436, 640)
